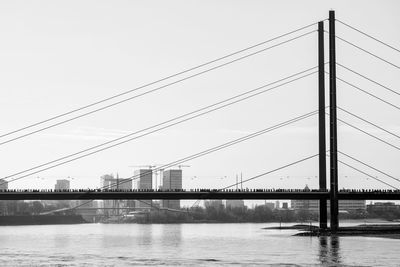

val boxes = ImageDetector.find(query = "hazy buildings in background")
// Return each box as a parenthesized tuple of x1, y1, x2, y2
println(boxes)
(0, 179, 13, 215)
(161, 169, 182, 210)
(226, 200, 245, 209)
(100, 174, 117, 214)
(42, 178, 71, 207)
(367, 202, 400, 213)
(72, 200, 98, 222)
(204, 200, 223, 209)
(264, 202, 275, 210)
(134, 169, 153, 209)
(67, 175, 96, 219)
(52, 179, 71, 207)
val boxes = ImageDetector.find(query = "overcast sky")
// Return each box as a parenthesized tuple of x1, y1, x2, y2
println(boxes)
(0, 0, 399, 192)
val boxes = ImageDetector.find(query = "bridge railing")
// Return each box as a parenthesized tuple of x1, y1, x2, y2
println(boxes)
(1, 188, 399, 194)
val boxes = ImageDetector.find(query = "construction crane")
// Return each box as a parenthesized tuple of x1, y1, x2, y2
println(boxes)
(128, 165, 157, 169)
(129, 164, 190, 170)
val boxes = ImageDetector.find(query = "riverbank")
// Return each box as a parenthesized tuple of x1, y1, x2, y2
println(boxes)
(262, 222, 400, 239)
(296, 224, 400, 238)
(0, 215, 87, 225)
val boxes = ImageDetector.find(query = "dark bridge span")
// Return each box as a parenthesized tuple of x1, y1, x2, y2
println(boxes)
(1, 191, 399, 200)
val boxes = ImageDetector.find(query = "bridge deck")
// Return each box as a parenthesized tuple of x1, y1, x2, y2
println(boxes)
(0, 191, 399, 200)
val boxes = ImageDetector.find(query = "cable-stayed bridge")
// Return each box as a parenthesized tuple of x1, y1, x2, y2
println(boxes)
(1, 10, 399, 232)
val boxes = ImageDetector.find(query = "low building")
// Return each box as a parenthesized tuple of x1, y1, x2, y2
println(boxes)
(291, 199, 366, 212)
(291, 199, 319, 211)
(291, 186, 366, 212)
(367, 202, 400, 213)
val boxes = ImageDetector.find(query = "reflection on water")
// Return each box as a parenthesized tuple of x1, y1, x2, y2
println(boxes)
(0, 223, 399, 266)
(160, 224, 182, 247)
(319, 236, 341, 265)
(318, 236, 328, 265)
(137, 224, 153, 245)
(330, 236, 341, 265)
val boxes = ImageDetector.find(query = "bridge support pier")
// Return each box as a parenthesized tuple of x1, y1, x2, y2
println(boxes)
(318, 20, 327, 230)
(329, 10, 339, 232)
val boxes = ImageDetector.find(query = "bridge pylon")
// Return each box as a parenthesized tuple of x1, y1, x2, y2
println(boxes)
(318, 20, 327, 230)
(329, 10, 339, 232)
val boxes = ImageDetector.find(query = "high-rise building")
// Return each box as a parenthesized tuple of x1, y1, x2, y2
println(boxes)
(55, 179, 70, 190)
(161, 169, 182, 210)
(0, 179, 8, 190)
(134, 169, 152, 189)
(134, 169, 153, 209)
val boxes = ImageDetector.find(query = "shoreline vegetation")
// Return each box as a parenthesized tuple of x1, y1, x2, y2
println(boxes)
(114, 205, 400, 224)
(2, 201, 400, 231)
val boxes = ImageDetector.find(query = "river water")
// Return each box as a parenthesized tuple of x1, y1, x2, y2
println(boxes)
(0, 222, 399, 266)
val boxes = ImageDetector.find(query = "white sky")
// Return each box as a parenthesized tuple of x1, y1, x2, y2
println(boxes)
(0, 0, 399, 192)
